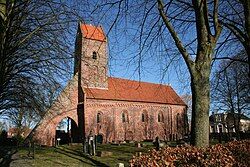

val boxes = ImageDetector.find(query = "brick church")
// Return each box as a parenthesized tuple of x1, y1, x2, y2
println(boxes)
(32, 23, 188, 146)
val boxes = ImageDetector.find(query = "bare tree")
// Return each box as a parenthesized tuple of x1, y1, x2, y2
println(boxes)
(88, 0, 224, 147)
(0, 121, 6, 132)
(217, 0, 250, 77)
(211, 51, 250, 138)
(0, 1, 82, 119)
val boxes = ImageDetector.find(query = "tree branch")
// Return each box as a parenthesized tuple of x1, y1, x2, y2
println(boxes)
(222, 22, 246, 45)
(213, 56, 248, 64)
(157, 0, 194, 71)
(213, 0, 222, 41)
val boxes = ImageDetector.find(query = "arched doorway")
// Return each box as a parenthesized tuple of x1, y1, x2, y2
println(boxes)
(55, 117, 79, 145)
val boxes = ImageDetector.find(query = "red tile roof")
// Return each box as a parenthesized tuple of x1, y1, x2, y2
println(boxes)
(85, 77, 186, 106)
(80, 23, 106, 42)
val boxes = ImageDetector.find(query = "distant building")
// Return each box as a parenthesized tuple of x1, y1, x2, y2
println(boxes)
(8, 127, 32, 138)
(209, 112, 250, 133)
(31, 23, 188, 146)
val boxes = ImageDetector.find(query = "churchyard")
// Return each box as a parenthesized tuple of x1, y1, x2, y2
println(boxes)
(0, 142, 155, 167)
(1, 139, 250, 166)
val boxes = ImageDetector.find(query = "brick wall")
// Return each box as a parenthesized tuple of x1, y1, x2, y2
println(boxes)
(32, 75, 79, 146)
(74, 24, 108, 89)
(31, 24, 187, 146)
(84, 99, 187, 143)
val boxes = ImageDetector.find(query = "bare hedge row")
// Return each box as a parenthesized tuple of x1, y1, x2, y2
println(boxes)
(130, 140, 250, 167)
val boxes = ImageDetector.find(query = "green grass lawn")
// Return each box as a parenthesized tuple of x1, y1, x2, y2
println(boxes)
(10, 142, 155, 167)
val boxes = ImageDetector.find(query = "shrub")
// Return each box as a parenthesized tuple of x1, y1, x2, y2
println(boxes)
(130, 140, 250, 167)
(225, 140, 250, 167)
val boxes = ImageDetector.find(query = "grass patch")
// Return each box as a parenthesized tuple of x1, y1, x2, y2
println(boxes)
(11, 142, 154, 167)
(5, 140, 233, 166)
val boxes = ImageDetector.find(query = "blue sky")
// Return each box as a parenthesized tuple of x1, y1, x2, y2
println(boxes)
(0, 1, 191, 130)
(68, 1, 192, 96)
(2, 0, 247, 130)
(65, 26, 191, 97)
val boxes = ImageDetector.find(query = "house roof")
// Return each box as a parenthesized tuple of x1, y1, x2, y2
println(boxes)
(80, 23, 106, 42)
(8, 127, 32, 138)
(85, 77, 186, 106)
(209, 112, 250, 122)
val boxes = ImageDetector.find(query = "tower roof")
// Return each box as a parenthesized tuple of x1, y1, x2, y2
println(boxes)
(80, 23, 106, 42)
(85, 77, 186, 106)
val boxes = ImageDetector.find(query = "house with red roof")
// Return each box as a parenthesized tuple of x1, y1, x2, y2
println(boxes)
(31, 23, 188, 146)
(8, 127, 32, 138)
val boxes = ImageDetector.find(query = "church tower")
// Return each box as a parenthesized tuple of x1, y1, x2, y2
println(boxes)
(74, 23, 108, 89)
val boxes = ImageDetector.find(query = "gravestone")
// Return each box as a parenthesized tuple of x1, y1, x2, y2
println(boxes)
(88, 131, 96, 156)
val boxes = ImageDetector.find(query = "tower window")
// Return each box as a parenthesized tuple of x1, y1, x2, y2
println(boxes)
(92, 51, 97, 59)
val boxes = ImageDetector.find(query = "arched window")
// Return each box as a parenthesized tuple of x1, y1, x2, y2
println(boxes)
(142, 113, 145, 122)
(92, 51, 97, 59)
(122, 111, 129, 123)
(158, 113, 161, 122)
(141, 110, 148, 123)
(158, 112, 164, 123)
(97, 112, 102, 123)
(122, 113, 126, 123)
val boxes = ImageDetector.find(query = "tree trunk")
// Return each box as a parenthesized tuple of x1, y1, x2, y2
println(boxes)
(245, 44, 250, 78)
(190, 63, 211, 147)
(157, 0, 221, 147)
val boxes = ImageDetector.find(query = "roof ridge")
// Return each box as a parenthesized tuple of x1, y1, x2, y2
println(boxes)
(108, 77, 171, 87)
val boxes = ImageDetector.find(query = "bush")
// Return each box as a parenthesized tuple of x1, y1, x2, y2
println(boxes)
(225, 140, 250, 166)
(13, 134, 25, 146)
(130, 140, 250, 167)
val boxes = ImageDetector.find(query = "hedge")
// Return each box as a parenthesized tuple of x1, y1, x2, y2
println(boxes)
(130, 140, 250, 167)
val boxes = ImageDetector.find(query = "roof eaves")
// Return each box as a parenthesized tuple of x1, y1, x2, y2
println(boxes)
(86, 97, 187, 106)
